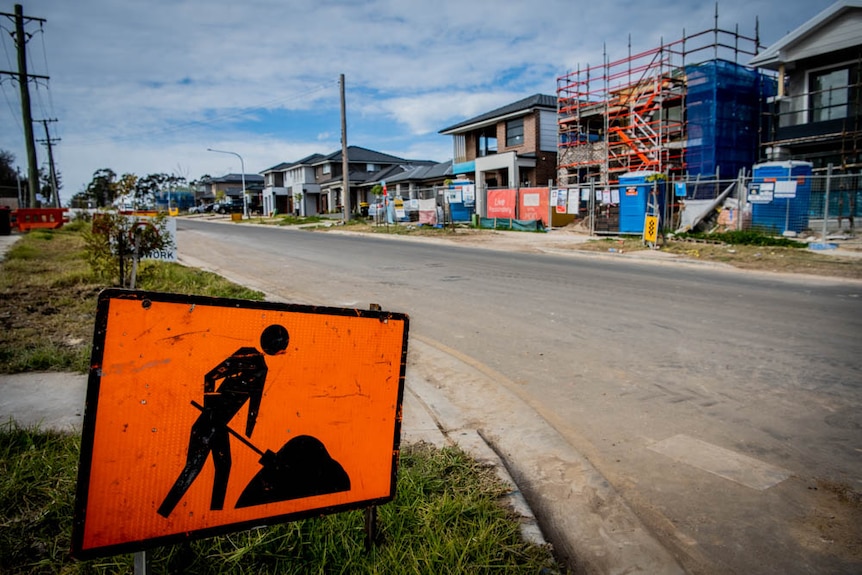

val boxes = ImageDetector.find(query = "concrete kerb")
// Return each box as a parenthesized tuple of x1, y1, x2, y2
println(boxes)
(407, 338, 685, 575)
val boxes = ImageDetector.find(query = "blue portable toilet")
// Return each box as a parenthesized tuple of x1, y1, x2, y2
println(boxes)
(618, 171, 665, 234)
(446, 181, 475, 223)
(750, 161, 812, 234)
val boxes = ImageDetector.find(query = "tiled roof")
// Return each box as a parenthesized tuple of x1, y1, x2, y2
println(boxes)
(385, 160, 453, 183)
(211, 173, 264, 184)
(317, 145, 408, 164)
(439, 94, 557, 134)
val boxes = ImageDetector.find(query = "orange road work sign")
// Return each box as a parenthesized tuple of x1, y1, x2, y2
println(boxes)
(72, 289, 409, 559)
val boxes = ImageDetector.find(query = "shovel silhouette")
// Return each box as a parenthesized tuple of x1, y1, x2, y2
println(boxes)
(190, 400, 351, 508)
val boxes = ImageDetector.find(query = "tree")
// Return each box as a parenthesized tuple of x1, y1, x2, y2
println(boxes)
(83, 211, 174, 287)
(0, 150, 19, 199)
(78, 168, 118, 208)
(135, 173, 187, 208)
(117, 173, 138, 206)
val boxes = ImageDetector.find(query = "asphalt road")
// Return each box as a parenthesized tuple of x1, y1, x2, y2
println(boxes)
(177, 219, 862, 574)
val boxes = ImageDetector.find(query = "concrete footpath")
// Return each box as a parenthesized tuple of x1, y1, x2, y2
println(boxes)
(0, 229, 687, 574)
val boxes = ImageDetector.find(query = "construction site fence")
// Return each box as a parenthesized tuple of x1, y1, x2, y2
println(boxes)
(669, 172, 859, 237)
(387, 174, 860, 238)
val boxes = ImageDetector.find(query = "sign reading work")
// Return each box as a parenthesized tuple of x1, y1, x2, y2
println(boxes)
(138, 216, 177, 262)
(72, 289, 409, 559)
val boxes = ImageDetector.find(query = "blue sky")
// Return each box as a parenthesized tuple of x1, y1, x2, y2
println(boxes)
(0, 0, 835, 203)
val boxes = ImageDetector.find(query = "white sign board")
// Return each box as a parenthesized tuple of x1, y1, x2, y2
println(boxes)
(141, 216, 177, 262)
(523, 193, 540, 207)
(774, 181, 797, 199)
(748, 183, 774, 204)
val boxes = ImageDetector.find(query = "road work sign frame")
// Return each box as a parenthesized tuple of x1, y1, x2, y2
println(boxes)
(72, 289, 409, 559)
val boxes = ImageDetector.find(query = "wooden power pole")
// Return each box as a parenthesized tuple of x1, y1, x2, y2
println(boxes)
(37, 119, 61, 207)
(340, 74, 350, 222)
(1, 4, 49, 208)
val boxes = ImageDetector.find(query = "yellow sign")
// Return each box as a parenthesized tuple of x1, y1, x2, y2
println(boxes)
(72, 290, 409, 559)
(644, 215, 659, 244)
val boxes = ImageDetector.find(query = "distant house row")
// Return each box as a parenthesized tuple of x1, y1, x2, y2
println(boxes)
(197, 1, 860, 218)
(190, 90, 558, 217)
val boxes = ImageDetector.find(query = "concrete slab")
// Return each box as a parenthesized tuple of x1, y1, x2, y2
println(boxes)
(648, 433, 791, 490)
(0, 372, 87, 432)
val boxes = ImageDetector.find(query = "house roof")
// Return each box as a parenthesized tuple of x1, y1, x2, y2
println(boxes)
(438, 94, 557, 135)
(210, 173, 264, 184)
(316, 145, 408, 165)
(261, 162, 292, 173)
(290, 153, 326, 168)
(749, 0, 862, 69)
(384, 160, 454, 184)
(319, 165, 408, 189)
(261, 153, 327, 174)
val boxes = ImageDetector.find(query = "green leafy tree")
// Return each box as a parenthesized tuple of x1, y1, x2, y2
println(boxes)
(83, 211, 174, 287)
(0, 150, 19, 199)
(76, 168, 118, 208)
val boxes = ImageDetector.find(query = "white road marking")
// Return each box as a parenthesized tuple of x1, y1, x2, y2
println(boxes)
(648, 434, 791, 490)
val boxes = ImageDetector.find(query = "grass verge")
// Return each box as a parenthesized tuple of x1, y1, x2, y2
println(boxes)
(0, 223, 264, 374)
(0, 423, 560, 574)
(572, 234, 862, 279)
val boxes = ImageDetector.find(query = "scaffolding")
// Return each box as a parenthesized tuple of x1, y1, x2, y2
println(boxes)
(557, 16, 763, 187)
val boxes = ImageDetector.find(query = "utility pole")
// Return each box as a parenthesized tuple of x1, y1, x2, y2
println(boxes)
(340, 74, 350, 222)
(37, 119, 60, 207)
(1, 5, 49, 208)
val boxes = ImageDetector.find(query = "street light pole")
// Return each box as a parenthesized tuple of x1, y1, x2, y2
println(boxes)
(207, 148, 248, 218)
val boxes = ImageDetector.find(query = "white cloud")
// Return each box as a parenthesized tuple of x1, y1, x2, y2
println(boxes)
(0, 0, 836, 202)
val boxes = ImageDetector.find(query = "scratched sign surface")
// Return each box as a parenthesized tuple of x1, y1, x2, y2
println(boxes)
(72, 289, 409, 559)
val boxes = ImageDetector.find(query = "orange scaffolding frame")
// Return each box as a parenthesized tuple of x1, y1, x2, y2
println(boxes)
(557, 18, 762, 186)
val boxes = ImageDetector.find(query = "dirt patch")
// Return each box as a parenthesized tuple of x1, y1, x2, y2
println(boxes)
(557, 236, 862, 280)
(789, 479, 862, 564)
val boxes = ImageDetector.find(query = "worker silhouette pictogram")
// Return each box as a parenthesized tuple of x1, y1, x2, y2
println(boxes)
(157, 324, 289, 518)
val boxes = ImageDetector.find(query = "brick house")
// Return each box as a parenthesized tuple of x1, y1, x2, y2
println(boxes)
(438, 94, 559, 215)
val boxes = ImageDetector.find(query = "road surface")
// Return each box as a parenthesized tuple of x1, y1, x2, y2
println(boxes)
(177, 219, 862, 574)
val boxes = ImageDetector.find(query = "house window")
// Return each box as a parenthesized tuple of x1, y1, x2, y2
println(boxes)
(506, 117, 524, 147)
(477, 127, 497, 157)
(366, 163, 378, 172)
(322, 164, 331, 175)
(809, 62, 860, 122)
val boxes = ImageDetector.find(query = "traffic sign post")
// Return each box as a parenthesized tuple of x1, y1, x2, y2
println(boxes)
(72, 290, 409, 559)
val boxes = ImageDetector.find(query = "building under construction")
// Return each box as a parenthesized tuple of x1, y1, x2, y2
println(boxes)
(556, 17, 774, 187)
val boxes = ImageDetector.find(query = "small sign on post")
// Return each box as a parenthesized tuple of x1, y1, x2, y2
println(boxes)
(72, 290, 409, 559)
(643, 215, 659, 245)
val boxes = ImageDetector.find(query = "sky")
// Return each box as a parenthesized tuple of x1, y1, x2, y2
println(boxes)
(0, 0, 836, 204)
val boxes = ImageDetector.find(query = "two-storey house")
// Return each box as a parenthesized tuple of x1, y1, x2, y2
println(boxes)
(260, 154, 324, 216)
(200, 173, 264, 208)
(438, 94, 558, 215)
(750, 0, 862, 173)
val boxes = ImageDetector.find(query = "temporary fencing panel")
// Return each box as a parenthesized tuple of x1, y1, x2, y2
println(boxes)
(518, 188, 550, 227)
(486, 189, 517, 219)
(750, 161, 812, 234)
(417, 198, 438, 225)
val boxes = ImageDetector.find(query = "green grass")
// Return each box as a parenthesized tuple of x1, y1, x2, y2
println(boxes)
(275, 215, 326, 226)
(0, 226, 264, 374)
(0, 424, 561, 574)
(673, 230, 806, 248)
